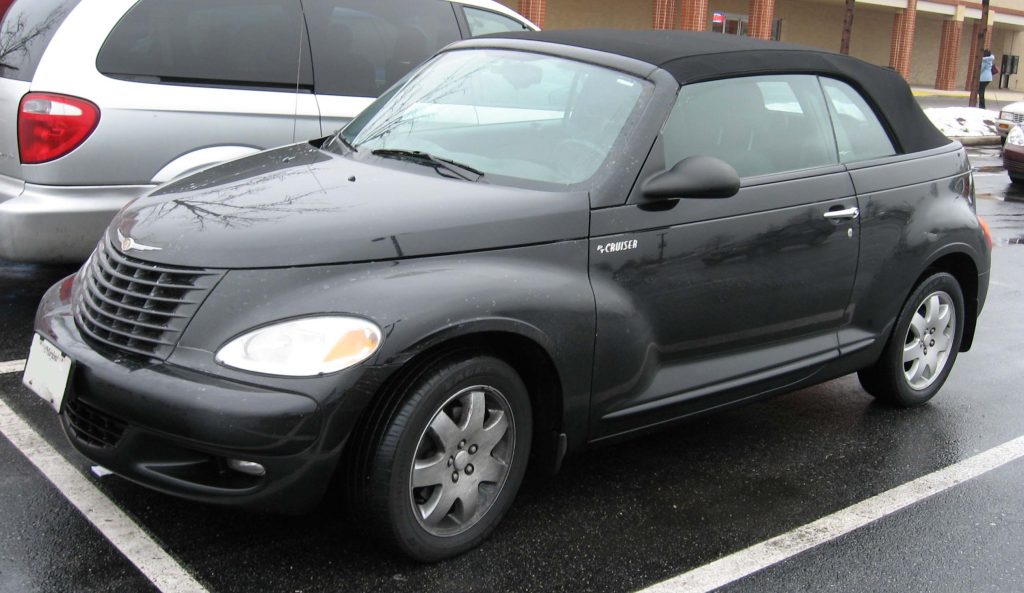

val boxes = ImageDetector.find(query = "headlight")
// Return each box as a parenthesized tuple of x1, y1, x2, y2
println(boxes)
(1007, 125, 1024, 147)
(216, 316, 382, 376)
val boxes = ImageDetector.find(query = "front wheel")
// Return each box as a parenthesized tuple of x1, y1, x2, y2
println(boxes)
(858, 272, 965, 407)
(352, 355, 532, 562)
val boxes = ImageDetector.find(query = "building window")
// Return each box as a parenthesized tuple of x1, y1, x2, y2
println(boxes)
(710, 12, 782, 41)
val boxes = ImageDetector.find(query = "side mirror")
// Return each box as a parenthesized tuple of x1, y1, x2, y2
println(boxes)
(641, 155, 740, 200)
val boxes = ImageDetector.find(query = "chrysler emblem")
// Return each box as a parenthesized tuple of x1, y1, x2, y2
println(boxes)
(117, 229, 162, 252)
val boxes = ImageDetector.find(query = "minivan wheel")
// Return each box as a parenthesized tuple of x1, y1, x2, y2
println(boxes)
(355, 355, 532, 562)
(858, 272, 965, 407)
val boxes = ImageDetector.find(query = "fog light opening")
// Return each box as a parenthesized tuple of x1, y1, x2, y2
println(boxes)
(226, 459, 266, 477)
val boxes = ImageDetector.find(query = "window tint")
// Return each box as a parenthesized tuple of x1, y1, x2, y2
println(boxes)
(0, 0, 81, 81)
(97, 0, 311, 89)
(820, 78, 896, 162)
(663, 75, 838, 178)
(304, 0, 460, 98)
(464, 7, 530, 36)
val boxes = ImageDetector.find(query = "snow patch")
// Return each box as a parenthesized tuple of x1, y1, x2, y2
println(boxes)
(924, 107, 999, 138)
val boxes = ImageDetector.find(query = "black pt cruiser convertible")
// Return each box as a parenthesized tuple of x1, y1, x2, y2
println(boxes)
(26, 30, 991, 561)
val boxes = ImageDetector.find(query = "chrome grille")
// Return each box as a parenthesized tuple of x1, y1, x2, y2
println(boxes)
(1000, 111, 1024, 123)
(73, 239, 223, 359)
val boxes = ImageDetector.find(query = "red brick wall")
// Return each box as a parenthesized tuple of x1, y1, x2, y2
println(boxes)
(653, 0, 677, 29)
(935, 20, 963, 90)
(748, 0, 775, 40)
(518, 0, 546, 28)
(888, 0, 918, 80)
(680, 0, 709, 32)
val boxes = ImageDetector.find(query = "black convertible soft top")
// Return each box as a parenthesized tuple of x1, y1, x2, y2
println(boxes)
(482, 29, 951, 155)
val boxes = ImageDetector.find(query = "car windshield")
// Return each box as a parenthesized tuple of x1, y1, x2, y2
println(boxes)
(339, 49, 651, 186)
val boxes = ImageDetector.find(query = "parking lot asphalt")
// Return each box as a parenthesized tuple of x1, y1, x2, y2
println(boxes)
(1, 146, 1022, 593)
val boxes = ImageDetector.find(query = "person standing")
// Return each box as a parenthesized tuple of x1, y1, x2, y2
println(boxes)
(979, 49, 996, 109)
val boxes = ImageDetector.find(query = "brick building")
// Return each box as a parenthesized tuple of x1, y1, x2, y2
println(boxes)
(499, 0, 1024, 92)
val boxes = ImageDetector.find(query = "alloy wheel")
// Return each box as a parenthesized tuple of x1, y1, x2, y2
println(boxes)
(902, 290, 956, 390)
(409, 385, 515, 537)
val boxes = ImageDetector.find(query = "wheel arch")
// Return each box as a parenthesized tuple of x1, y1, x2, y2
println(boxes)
(919, 250, 980, 351)
(351, 323, 568, 482)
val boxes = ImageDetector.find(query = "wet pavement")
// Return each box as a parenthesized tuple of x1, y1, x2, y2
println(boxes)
(1, 146, 1022, 593)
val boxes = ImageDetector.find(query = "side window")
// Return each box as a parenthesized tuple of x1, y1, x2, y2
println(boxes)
(819, 78, 896, 162)
(464, 7, 531, 36)
(662, 75, 838, 179)
(303, 0, 461, 98)
(96, 0, 312, 89)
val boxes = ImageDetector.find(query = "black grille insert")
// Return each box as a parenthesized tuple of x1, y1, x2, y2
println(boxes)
(65, 399, 127, 449)
(73, 239, 223, 359)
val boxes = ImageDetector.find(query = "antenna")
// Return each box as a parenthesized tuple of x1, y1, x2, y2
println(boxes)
(292, 0, 306, 143)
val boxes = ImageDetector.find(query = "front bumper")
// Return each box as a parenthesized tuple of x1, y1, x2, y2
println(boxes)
(1002, 142, 1024, 176)
(35, 275, 386, 513)
(0, 175, 154, 263)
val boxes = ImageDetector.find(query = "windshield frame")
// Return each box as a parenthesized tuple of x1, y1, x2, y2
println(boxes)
(333, 47, 658, 194)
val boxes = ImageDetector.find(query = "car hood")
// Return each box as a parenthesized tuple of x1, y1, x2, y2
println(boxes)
(998, 101, 1024, 115)
(108, 143, 590, 269)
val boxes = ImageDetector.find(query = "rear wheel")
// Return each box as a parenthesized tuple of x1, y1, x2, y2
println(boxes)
(352, 355, 532, 562)
(1009, 174, 1024, 185)
(858, 272, 965, 407)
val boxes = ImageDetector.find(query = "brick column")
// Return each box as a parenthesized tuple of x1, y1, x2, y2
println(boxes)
(934, 19, 963, 90)
(964, 20, 994, 90)
(518, 0, 546, 28)
(679, 0, 709, 31)
(747, 0, 776, 40)
(888, 0, 918, 80)
(653, 0, 677, 29)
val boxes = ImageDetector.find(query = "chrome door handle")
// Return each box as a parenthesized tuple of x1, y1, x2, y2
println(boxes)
(824, 207, 860, 220)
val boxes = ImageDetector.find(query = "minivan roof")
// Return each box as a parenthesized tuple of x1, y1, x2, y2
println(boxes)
(480, 29, 951, 154)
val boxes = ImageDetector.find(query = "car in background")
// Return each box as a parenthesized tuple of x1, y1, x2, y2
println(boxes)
(29, 30, 990, 562)
(0, 0, 535, 263)
(1001, 123, 1024, 183)
(995, 102, 1024, 140)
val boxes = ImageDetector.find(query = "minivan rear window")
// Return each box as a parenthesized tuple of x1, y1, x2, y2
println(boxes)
(0, 0, 82, 81)
(97, 0, 313, 90)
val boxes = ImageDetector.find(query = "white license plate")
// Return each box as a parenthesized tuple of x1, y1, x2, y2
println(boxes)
(23, 334, 73, 413)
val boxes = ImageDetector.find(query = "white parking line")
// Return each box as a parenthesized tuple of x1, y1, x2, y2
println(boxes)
(0, 398, 210, 593)
(0, 359, 26, 375)
(637, 435, 1024, 593)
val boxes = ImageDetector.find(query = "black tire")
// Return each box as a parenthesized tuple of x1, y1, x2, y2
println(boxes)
(351, 355, 532, 562)
(1010, 174, 1024, 186)
(858, 272, 965, 407)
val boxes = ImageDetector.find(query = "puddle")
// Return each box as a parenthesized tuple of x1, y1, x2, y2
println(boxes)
(1008, 237, 1024, 245)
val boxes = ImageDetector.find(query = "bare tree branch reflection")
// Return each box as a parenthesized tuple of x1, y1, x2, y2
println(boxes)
(137, 167, 345, 231)
(0, 6, 70, 72)
(351, 57, 491, 147)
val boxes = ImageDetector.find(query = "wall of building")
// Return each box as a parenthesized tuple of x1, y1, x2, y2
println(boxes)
(496, 0, 1024, 91)
(847, 5, 897, 70)
(909, 13, 943, 86)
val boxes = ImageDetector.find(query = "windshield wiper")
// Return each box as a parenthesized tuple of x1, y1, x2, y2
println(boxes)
(371, 149, 484, 182)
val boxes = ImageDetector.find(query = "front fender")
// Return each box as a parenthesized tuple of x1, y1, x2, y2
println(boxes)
(178, 240, 595, 447)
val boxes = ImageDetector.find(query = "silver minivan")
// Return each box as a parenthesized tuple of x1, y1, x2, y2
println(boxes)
(0, 0, 536, 262)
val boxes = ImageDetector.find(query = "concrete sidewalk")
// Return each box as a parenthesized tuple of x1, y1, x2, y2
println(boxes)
(912, 86, 1024, 103)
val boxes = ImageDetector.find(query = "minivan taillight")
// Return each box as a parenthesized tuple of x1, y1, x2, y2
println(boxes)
(18, 93, 100, 164)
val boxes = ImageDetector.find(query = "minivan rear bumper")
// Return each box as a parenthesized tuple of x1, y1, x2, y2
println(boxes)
(0, 177, 152, 262)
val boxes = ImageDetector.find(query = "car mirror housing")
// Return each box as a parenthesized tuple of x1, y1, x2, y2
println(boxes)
(641, 155, 741, 200)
